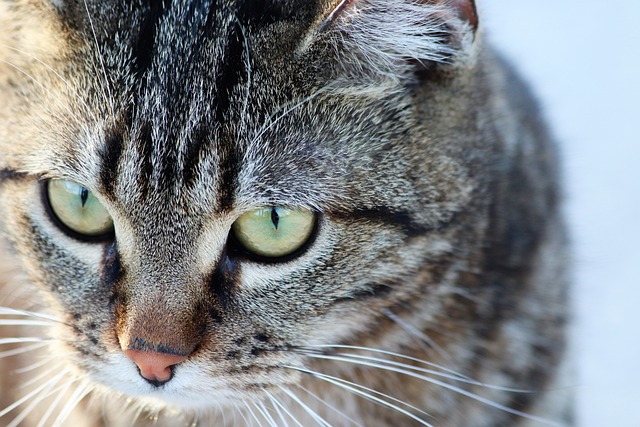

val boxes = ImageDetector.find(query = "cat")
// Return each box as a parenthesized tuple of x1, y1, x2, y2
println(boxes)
(0, 0, 572, 426)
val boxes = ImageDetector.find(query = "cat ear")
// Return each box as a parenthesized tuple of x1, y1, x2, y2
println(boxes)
(304, 0, 479, 90)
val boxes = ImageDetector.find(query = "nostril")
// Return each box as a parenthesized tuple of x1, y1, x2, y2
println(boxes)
(123, 349, 188, 386)
(144, 370, 173, 388)
(138, 367, 173, 388)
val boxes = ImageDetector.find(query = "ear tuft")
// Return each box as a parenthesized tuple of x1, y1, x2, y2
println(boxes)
(308, 0, 479, 92)
(445, 0, 478, 32)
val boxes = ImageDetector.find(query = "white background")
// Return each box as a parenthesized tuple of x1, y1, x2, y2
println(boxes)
(480, 1, 640, 426)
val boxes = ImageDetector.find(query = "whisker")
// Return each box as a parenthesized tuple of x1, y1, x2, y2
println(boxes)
(0, 59, 91, 127)
(0, 43, 99, 123)
(51, 381, 91, 427)
(301, 350, 530, 393)
(244, 401, 263, 427)
(0, 307, 63, 324)
(130, 399, 146, 426)
(296, 366, 434, 420)
(382, 308, 450, 361)
(216, 402, 228, 427)
(236, 19, 252, 132)
(300, 352, 560, 426)
(265, 392, 304, 427)
(264, 390, 291, 427)
(0, 342, 49, 360)
(20, 363, 65, 390)
(295, 384, 364, 427)
(5, 368, 66, 427)
(256, 401, 279, 427)
(0, 338, 54, 345)
(0, 367, 69, 418)
(14, 356, 55, 374)
(279, 386, 332, 427)
(286, 365, 434, 427)
(82, 0, 116, 126)
(298, 344, 473, 382)
(35, 380, 74, 427)
(232, 400, 253, 427)
(249, 83, 334, 147)
(0, 320, 56, 327)
(188, 415, 200, 427)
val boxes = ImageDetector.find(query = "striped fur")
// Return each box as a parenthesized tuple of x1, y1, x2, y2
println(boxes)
(0, 1, 571, 426)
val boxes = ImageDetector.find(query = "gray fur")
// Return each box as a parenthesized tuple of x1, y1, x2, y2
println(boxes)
(0, 1, 571, 426)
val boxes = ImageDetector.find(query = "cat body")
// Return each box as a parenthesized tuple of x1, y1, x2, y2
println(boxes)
(0, 1, 570, 426)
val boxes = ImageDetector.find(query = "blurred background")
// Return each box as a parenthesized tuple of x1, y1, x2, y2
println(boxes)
(480, 1, 640, 426)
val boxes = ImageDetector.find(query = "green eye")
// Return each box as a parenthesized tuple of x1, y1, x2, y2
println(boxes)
(46, 179, 114, 238)
(231, 207, 315, 258)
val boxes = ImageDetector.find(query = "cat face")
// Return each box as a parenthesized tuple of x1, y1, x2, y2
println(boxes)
(0, 1, 570, 426)
(0, 0, 478, 408)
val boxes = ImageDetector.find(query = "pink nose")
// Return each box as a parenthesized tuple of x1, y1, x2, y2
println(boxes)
(123, 349, 188, 384)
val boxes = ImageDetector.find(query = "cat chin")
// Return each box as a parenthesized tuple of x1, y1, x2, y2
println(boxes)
(86, 354, 291, 411)
(122, 388, 243, 411)
(93, 375, 243, 411)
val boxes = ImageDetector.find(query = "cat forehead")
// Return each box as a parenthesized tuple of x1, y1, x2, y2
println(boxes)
(60, 1, 332, 205)
(40, 0, 422, 215)
(63, 0, 317, 52)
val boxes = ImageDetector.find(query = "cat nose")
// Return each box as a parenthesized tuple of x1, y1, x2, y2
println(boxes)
(123, 349, 188, 386)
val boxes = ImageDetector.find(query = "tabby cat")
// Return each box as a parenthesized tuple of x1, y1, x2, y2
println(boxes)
(0, 0, 571, 426)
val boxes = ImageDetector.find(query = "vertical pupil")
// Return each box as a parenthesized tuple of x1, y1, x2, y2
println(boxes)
(80, 187, 89, 207)
(271, 207, 280, 230)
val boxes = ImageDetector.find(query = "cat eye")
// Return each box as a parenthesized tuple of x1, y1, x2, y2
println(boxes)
(231, 207, 315, 259)
(46, 179, 114, 239)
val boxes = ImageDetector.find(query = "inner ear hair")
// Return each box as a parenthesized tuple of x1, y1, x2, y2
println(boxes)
(301, 0, 479, 90)
(319, 0, 478, 30)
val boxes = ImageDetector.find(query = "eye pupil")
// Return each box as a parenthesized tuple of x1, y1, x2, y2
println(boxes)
(80, 187, 89, 207)
(271, 207, 280, 230)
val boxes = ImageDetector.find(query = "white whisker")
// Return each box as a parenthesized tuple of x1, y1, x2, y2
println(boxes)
(0, 59, 88, 127)
(256, 401, 279, 427)
(0, 43, 99, 123)
(302, 344, 473, 382)
(0, 308, 56, 320)
(295, 384, 364, 427)
(130, 400, 146, 425)
(0, 320, 56, 326)
(244, 401, 263, 427)
(286, 366, 434, 427)
(301, 351, 560, 426)
(0, 338, 54, 345)
(236, 19, 252, 132)
(36, 379, 74, 427)
(265, 392, 304, 427)
(383, 308, 450, 360)
(82, 0, 116, 125)
(14, 357, 57, 376)
(0, 367, 69, 418)
(51, 380, 90, 427)
(5, 368, 66, 427)
(264, 391, 291, 427)
(232, 400, 253, 427)
(249, 83, 333, 147)
(279, 386, 332, 427)
(20, 364, 64, 390)
(303, 350, 530, 393)
(230, 406, 240, 426)
(0, 342, 49, 359)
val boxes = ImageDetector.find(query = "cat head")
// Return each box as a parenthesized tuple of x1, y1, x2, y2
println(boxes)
(0, 0, 484, 412)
